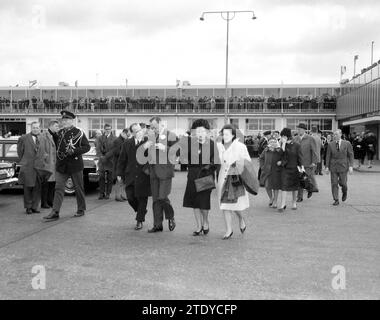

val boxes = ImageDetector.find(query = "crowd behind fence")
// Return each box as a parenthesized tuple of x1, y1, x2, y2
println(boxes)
(0, 94, 337, 113)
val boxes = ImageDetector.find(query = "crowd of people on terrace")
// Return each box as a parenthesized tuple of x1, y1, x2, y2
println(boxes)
(0, 94, 337, 112)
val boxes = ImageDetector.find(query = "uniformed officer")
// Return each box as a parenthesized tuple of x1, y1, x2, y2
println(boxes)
(43, 110, 90, 221)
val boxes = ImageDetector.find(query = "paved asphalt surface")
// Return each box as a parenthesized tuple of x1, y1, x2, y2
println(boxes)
(0, 162, 379, 300)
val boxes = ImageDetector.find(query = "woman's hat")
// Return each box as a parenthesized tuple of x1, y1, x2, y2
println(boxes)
(280, 128, 292, 139)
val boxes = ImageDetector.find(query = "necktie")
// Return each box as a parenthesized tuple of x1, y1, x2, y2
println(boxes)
(336, 141, 340, 151)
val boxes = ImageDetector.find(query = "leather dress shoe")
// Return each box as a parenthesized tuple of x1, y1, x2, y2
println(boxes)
(332, 200, 339, 206)
(307, 191, 313, 198)
(148, 226, 163, 233)
(296, 198, 303, 203)
(73, 210, 85, 217)
(43, 211, 59, 221)
(135, 222, 143, 230)
(25, 208, 32, 215)
(342, 193, 347, 202)
(104, 194, 110, 200)
(115, 198, 125, 202)
(31, 209, 40, 213)
(121, 196, 128, 201)
(98, 194, 105, 200)
(41, 204, 51, 209)
(168, 218, 176, 231)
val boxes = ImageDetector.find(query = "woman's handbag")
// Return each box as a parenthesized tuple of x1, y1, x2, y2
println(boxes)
(299, 171, 313, 192)
(194, 168, 216, 192)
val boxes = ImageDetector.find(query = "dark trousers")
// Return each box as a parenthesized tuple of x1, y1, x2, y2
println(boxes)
(150, 176, 174, 227)
(330, 171, 348, 201)
(125, 184, 148, 222)
(41, 181, 55, 207)
(99, 170, 113, 196)
(315, 162, 323, 174)
(53, 171, 86, 213)
(23, 179, 41, 210)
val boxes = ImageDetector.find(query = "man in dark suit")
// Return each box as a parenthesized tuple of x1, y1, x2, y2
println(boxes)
(117, 123, 151, 230)
(326, 129, 354, 206)
(294, 123, 319, 202)
(17, 122, 49, 214)
(96, 123, 116, 200)
(146, 116, 178, 233)
(43, 110, 90, 221)
(112, 128, 129, 202)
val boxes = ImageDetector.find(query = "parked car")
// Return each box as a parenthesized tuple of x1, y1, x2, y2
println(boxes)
(0, 161, 18, 191)
(0, 137, 99, 194)
(65, 139, 99, 194)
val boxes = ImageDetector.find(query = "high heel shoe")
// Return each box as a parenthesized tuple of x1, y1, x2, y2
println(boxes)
(222, 231, 233, 240)
(240, 225, 247, 234)
(277, 205, 287, 213)
(202, 227, 209, 235)
(192, 228, 203, 236)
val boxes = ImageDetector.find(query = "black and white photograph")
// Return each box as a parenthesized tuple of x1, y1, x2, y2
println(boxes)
(0, 0, 379, 305)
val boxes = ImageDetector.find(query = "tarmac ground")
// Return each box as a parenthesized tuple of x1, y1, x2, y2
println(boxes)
(0, 162, 379, 300)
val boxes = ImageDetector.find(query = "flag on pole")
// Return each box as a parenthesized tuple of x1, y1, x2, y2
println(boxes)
(340, 66, 347, 76)
(176, 79, 181, 88)
(354, 55, 359, 61)
(125, 78, 128, 87)
(29, 80, 37, 88)
(182, 80, 191, 86)
(75, 80, 78, 87)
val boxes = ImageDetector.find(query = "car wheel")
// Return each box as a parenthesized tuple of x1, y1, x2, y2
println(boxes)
(65, 177, 76, 195)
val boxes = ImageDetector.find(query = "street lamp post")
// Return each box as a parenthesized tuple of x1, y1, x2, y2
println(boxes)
(200, 10, 257, 124)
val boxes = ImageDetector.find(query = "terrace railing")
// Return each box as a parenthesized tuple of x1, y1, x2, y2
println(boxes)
(0, 101, 337, 114)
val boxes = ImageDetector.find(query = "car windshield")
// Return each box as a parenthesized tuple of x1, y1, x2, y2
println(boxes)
(5, 144, 18, 157)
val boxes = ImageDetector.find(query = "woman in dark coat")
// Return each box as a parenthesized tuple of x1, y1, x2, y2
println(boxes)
(181, 119, 218, 236)
(352, 134, 366, 169)
(364, 132, 377, 168)
(278, 128, 304, 212)
(259, 136, 283, 208)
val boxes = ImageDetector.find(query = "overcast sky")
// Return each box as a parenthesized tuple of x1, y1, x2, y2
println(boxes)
(0, 0, 379, 87)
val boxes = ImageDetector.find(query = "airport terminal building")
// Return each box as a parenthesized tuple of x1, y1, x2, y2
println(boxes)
(338, 61, 380, 159)
(0, 83, 339, 138)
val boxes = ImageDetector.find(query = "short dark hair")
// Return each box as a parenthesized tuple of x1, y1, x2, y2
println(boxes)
(220, 124, 237, 142)
(48, 120, 59, 127)
(139, 123, 146, 129)
(191, 119, 210, 130)
(150, 116, 161, 123)
(104, 123, 112, 129)
(122, 128, 129, 134)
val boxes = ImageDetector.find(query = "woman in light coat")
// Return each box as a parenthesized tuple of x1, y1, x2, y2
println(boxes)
(216, 124, 251, 240)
